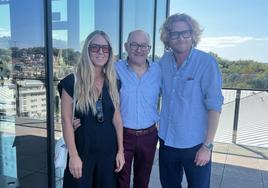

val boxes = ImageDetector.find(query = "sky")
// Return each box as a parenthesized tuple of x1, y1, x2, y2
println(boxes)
(170, 0, 268, 63)
(0, 4, 10, 37)
(0, 0, 267, 63)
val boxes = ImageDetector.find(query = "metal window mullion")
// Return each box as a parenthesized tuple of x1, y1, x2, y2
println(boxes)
(119, 0, 123, 59)
(152, 0, 157, 62)
(166, 0, 170, 18)
(44, 0, 55, 187)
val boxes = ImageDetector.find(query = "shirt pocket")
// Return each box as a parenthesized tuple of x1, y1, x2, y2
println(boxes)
(177, 79, 195, 98)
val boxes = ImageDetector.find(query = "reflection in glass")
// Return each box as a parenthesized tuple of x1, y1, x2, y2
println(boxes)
(0, 0, 47, 187)
(237, 90, 268, 148)
(52, 1, 120, 187)
(0, 87, 17, 178)
(94, 0, 119, 57)
(154, 0, 166, 61)
(123, 0, 154, 59)
(0, 3, 17, 184)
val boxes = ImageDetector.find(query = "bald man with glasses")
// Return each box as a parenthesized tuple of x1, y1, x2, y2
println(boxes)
(115, 30, 161, 188)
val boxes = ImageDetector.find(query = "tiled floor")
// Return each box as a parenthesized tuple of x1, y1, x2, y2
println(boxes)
(148, 142, 268, 188)
(1, 139, 268, 188)
(1, 115, 268, 187)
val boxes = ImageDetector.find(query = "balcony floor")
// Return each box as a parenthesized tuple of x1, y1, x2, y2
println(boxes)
(149, 142, 268, 188)
(1, 117, 268, 187)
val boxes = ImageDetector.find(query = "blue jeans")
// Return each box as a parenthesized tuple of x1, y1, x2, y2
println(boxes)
(159, 139, 211, 188)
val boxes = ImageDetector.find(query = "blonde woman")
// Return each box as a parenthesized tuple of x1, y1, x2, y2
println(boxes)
(58, 30, 125, 188)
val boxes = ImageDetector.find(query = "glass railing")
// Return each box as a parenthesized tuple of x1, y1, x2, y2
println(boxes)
(216, 88, 268, 149)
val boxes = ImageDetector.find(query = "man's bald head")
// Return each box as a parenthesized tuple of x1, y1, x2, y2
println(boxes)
(127, 29, 151, 44)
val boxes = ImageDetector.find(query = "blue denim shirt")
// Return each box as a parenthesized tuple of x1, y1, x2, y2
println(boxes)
(115, 59, 161, 129)
(158, 48, 224, 148)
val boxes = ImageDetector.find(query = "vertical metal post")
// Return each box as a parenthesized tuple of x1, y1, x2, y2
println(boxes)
(118, 0, 123, 59)
(166, 0, 170, 18)
(67, 0, 79, 50)
(232, 89, 241, 144)
(162, 0, 170, 50)
(44, 0, 55, 187)
(16, 82, 20, 116)
(152, 0, 157, 62)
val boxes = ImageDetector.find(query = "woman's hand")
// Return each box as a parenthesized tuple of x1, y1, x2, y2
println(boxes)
(114, 151, 125, 173)
(69, 154, 83, 179)
(73, 117, 81, 130)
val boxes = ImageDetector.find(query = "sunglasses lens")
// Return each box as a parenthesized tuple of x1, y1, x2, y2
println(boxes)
(181, 30, 192, 38)
(102, 46, 110, 53)
(89, 45, 100, 53)
(169, 30, 192, 40)
(170, 32, 179, 40)
(89, 45, 110, 53)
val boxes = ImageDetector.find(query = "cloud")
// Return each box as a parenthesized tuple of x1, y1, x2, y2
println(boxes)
(0, 28, 10, 37)
(197, 36, 268, 63)
(254, 37, 268, 41)
(52, 31, 67, 41)
(198, 36, 268, 51)
(52, 33, 61, 39)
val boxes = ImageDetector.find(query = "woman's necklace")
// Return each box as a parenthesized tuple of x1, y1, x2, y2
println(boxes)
(95, 77, 104, 96)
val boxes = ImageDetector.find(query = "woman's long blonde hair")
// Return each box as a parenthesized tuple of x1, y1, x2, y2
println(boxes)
(75, 30, 119, 114)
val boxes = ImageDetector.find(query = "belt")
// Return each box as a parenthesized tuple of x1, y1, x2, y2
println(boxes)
(124, 124, 157, 136)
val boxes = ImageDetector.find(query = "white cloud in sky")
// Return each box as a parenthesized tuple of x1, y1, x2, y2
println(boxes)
(52, 32, 67, 41)
(0, 28, 10, 37)
(52, 33, 60, 39)
(254, 37, 268, 41)
(198, 36, 268, 50)
(197, 36, 268, 63)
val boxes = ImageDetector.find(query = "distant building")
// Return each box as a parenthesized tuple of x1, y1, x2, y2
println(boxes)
(17, 80, 46, 119)
(0, 84, 16, 118)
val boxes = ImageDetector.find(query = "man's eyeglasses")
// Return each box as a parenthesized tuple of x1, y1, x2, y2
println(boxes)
(96, 97, 104, 123)
(88, 44, 110, 54)
(129, 42, 151, 51)
(169, 30, 192, 40)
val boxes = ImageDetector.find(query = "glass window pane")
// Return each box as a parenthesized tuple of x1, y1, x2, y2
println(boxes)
(215, 89, 236, 143)
(52, 0, 120, 186)
(94, 0, 119, 57)
(237, 90, 268, 147)
(154, 0, 167, 61)
(0, 0, 47, 187)
(122, 0, 154, 59)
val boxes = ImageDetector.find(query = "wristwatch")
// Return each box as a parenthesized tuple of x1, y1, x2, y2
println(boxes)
(202, 142, 214, 151)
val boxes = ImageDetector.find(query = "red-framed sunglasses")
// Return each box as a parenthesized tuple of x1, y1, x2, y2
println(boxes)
(88, 44, 110, 53)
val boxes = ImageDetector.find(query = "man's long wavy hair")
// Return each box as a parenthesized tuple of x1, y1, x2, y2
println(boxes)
(160, 13, 203, 49)
(75, 30, 119, 115)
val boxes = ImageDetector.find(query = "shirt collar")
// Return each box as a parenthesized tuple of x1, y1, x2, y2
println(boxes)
(125, 57, 151, 68)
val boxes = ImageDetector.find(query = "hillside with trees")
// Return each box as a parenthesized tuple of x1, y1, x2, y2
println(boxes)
(1, 47, 268, 89)
(210, 52, 268, 90)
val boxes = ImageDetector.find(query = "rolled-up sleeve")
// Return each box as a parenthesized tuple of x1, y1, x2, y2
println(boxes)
(201, 58, 224, 112)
